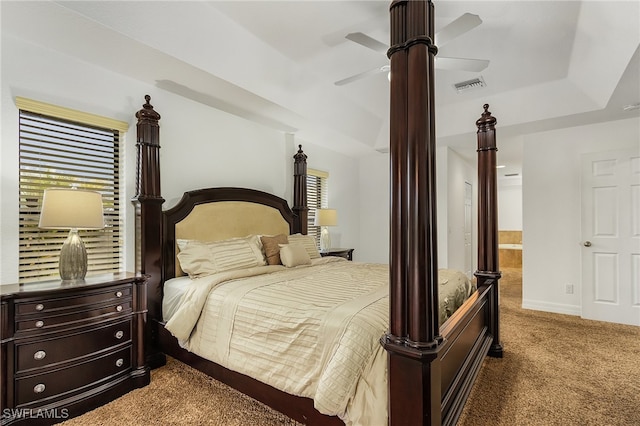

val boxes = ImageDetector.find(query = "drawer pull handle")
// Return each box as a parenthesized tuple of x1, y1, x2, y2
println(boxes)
(115, 291, 123, 297)
(115, 358, 124, 367)
(115, 330, 124, 339)
(35, 304, 44, 311)
(116, 305, 123, 312)
(35, 320, 44, 328)
(34, 350, 47, 360)
(33, 384, 46, 393)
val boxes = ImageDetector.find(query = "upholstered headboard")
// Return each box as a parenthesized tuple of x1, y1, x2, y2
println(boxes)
(162, 187, 298, 280)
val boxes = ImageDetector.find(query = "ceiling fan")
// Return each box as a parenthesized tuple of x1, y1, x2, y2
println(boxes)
(335, 13, 489, 86)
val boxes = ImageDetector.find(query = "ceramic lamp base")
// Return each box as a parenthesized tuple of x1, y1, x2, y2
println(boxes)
(59, 229, 88, 281)
(320, 227, 331, 251)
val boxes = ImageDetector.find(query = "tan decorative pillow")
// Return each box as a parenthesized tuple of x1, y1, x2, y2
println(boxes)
(177, 235, 266, 278)
(260, 234, 288, 265)
(287, 233, 321, 259)
(278, 243, 312, 268)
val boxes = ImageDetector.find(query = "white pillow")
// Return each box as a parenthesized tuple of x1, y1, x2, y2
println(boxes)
(177, 235, 266, 278)
(287, 233, 321, 259)
(278, 243, 312, 268)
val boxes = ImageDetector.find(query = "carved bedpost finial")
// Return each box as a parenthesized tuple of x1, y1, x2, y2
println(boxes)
(293, 144, 308, 175)
(135, 94, 161, 122)
(134, 94, 162, 197)
(293, 144, 307, 163)
(476, 103, 496, 130)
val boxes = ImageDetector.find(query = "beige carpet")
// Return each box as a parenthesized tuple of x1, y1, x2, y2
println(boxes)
(61, 268, 639, 425)
(458, 268, 640, 426)
(58, 355, 301, 426)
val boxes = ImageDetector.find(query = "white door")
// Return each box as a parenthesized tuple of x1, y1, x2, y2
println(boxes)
(581, 148, 640, 326)
(464, 182, 473, 279)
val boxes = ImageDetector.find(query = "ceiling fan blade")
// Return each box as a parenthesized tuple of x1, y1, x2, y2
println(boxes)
(345, 32, 388, 54)
(436, 57, 489, 72)
(334, 65, 389, 86)
(435, 13, 482, 47)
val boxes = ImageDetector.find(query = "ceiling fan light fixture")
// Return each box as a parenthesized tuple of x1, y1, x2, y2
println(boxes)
(337, 12, 488, 86)
(454, 76, 486, 94)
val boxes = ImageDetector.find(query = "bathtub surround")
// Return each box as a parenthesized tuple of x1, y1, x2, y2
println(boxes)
(499, 230, 522, 269)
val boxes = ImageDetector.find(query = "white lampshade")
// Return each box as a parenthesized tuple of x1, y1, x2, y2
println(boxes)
(314, 209, 338, 227)
(39, 188, 104, 281)
(39, 188, 104, 230)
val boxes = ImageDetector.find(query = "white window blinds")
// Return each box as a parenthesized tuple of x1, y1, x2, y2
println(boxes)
(17, 98, 126, 283)
(306, 168, 328, 248)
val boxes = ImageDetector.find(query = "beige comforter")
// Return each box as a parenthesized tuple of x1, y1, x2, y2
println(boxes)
(165, 258, 473, 426)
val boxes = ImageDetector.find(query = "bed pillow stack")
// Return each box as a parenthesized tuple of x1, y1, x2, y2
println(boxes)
(278, 243, 312, 267)
(287, 234, 321, 260)
(177, 235, 266, 278)
(261, 233, 321, 267)
(177, 233, 322, 277)
(260, 234, 288, 265)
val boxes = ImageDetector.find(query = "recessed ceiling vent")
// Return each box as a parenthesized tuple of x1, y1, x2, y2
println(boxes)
(454, 76, 486, 94)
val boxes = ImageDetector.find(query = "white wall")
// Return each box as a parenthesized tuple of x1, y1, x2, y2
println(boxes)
(0, 35, 358, 284)
(445, 148, 477, 272)
(358, 153, 390, 264)
(497, 133, 524, 232)
(498, 181, 523, 231)
(357, 146, 476, 271)
(522, 116, 640, 316)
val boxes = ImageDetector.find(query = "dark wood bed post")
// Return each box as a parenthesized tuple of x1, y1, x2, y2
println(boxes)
(475, 104, 503, 358)
(292, 144, 309, 235)
(132, 95, 167, 368)
(382, 0, 443, 424)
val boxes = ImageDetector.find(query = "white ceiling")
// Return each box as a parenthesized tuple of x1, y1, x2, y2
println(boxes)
(3, 1, 640, 179)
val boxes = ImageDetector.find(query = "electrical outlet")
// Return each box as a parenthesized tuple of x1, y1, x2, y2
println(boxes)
(565, 284, 574, 294)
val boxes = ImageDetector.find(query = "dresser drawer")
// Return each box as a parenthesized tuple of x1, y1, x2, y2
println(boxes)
(16, 319, 132, 372)
(15, 346, 131, 406)
(16, 285, 131, 316)
(16, 300, 132, 332)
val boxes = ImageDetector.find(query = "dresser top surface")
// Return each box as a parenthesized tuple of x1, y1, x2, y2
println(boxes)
(1, 272, 142, 298)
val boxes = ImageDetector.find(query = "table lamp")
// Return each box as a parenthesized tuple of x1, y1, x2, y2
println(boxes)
(39, 188, 104, 281)
(314, 208, 337, 251)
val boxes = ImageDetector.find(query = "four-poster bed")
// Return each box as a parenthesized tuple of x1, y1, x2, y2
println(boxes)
(132, 1, 502, 424)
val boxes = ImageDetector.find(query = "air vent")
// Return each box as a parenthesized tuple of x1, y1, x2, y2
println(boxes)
(454, 76, 486, 94)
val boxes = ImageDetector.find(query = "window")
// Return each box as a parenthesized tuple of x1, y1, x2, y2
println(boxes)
(306, 168, 328, 248)
(17, 97, 128, 283)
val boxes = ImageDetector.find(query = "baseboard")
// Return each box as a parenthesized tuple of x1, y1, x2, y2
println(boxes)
(521, 299, 581, 316)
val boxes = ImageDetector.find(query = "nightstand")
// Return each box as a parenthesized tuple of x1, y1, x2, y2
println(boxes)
(0, 273, 150, 425)
(319, 248, 354, 261)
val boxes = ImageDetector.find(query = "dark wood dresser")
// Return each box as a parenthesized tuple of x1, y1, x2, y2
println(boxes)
(0, 273, 150, 425)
